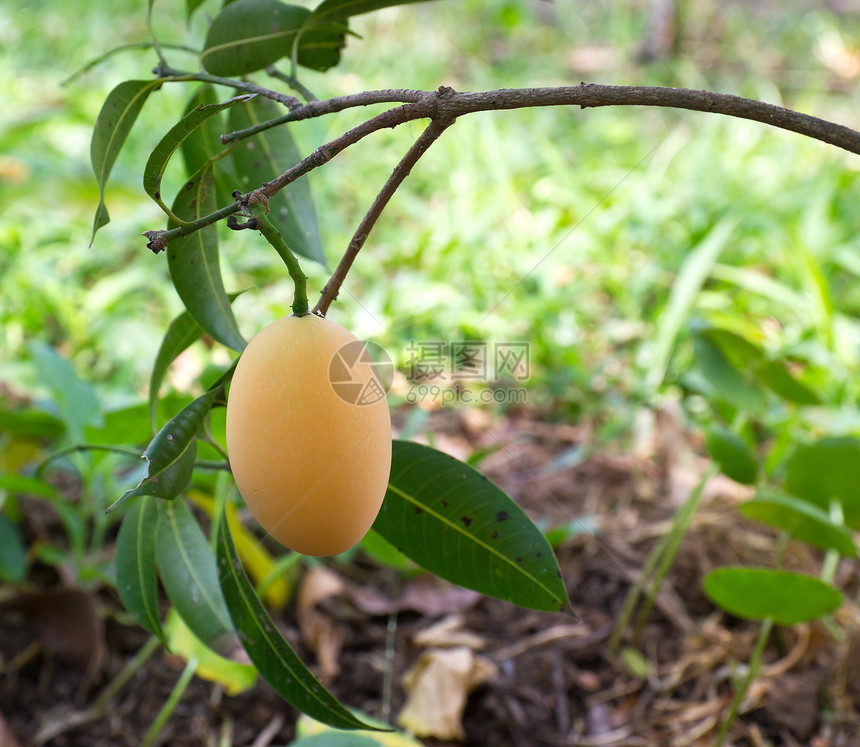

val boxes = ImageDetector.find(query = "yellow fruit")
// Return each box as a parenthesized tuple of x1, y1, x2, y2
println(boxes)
(225, 315, 391, 556)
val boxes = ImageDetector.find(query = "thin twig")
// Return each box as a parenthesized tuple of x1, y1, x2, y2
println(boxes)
(266, 65, 318, 102)
(220, 89, 429, 143)
(313, 116, 452, 316)
(156, 65, 303, 110)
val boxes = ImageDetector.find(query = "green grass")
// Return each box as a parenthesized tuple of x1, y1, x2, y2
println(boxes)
(3, 0, 860, 443)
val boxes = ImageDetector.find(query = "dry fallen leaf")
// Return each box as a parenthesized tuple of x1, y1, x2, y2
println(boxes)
(397, 646, 497, 740)
(348, 575, 482, 618)
(412, 614, 487, 651)
(297, 566, 346, 681)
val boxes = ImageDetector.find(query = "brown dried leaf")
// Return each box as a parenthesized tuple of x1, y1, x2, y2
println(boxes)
(397, 647, 497, 740)
(349, 576, 482, 618)
(297, 567, 345, 681)
(412, 614, 487, 651)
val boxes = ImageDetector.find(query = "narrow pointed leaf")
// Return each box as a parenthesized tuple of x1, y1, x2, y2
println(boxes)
(144, 93, 255, 219)
(115, 496, 166, 642)
(90, 79, 162, 243)
(373, 440, 569, 612)
(216, 516, 381, 730)
(229, 97, 325, 266)
(167, 164, 246, 351)
(181, 85, 238, 207)
(157, 499, 237, 656)
(741, 491, 857, 557)
(704, 567, 842, 625)
(110, 388, 222, 512)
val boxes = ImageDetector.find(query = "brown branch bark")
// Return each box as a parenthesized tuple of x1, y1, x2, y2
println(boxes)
(145, 80, 860, 302)
(223, 83, 860, 155)
(313, 116, 453, 317)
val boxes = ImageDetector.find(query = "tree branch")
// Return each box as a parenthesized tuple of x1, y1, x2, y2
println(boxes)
(156, 65, 304, 110)
(220, 88, 429, 144)
(314, 117, 453, 317)
(439, 84, 860, 155)
(143, 81, 860, 302)
(219, 83, 860, 155)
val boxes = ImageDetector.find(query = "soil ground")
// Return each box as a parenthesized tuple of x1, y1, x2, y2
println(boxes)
(3, 407, 860, 746)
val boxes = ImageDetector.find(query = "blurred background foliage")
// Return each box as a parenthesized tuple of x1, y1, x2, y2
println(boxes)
(2, 0, 860, 444)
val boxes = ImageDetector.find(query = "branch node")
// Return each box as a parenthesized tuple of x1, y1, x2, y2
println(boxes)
(226, 216, 261, 231)
(142, 230, 167, 254)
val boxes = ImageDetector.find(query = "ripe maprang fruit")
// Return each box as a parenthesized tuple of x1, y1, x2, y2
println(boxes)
(225, 314, 392, 556)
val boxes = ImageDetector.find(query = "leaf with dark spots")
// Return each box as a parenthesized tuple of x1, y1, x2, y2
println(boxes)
(374, 440, 569, 612)
(496, 511, 509, 522)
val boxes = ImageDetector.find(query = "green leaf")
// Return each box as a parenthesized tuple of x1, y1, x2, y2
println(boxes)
(703, 567, 842, 625)
(110, 388, 222, 512)
(359, 530, 413, 572)
(166, 164, 247, 352)
(0, 409, 64, 439)
(29, 342, 101, 443)
(0, 513, 27, 582)
(754, 359, 821, 405)
(784, 436, 860, 529)
(144, 93, 255, 220)
(115, 496, 166, 641)
(201, 0, 312, 76)
(0, 473, 59, 500)
(691, 331, 768, 414)
(740, 491, 857, 557)
(157, 499, 237, 656)
(694, 322, 764, 370)
(292, 20, 348, 72)
(704, 426, 758, 485)
(181, 85, 238, 208)
(373, 441, 569, 612)
(228, 96, 326, 266)
(90, 79, 162, 243)
(216, 515, 380, 730)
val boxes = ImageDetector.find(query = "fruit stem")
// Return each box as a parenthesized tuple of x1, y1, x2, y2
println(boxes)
(248, 198, 309, 316)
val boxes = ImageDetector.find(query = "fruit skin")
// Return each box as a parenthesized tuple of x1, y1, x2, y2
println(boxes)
(225, 315, 391, 556)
